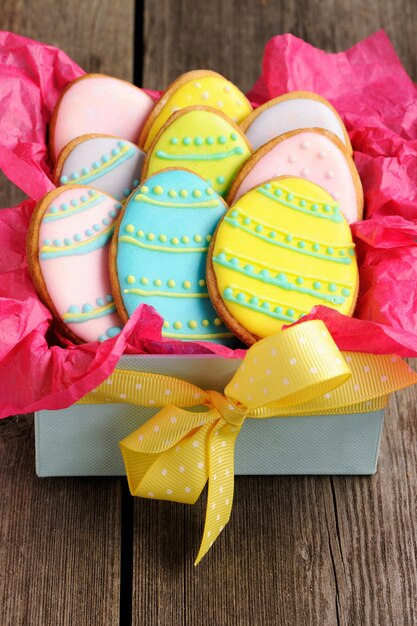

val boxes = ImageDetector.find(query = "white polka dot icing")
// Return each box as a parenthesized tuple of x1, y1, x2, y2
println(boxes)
(55, 136, 146, 201)
(142, 107, 252, 197)
(240, 91, 351, 152)
(139, 70, 252, 150)
(33, 186, 123, 343)
(229, 130, 363, 223)
(50, 74, 155, 161)
(114, 169, 234, 343)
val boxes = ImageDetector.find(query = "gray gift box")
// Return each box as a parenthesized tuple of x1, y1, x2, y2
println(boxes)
(35, 354, 385, 477)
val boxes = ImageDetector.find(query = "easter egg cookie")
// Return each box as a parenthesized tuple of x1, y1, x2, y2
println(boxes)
(50, 74, 155, 162)
(54, 135, 146, 201)
(139, 70, 252, 150)
(27, 186, 124, 343)
(240, 92, 351, 153)
(111, 168, 234, 343)
(142, 106, 252, 197)
(207, 176, 359, 346)
(228, 129, 363, 223)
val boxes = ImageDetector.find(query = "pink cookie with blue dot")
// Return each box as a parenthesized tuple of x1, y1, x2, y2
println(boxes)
(54, 135, 146, 202)
(27, 185, 124, 344)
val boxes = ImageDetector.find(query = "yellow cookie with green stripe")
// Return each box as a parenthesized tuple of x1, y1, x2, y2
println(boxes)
(142, 106, 252, 198)
(139, 70, 252, 150)
(207, 176, 359, 346)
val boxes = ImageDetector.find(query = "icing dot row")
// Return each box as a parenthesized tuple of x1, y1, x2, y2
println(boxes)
(125, 275, 206, 289)
(59, 141, 128, 184)
(138, 185, 214, 198)
(214, 252, 351, 303)
(47, 189, 99, 214)
(163, 317, 222, 329)
(286, 162, 335, 180)
(264, 184, 333, 210)
(122, 180, 140, 197)
(192, 80, 242, 103)
(43, 205, 120, 247)
(223, 286, 305, 321)
(169, 133, 239, 147)
(67, 294, 114, 314)
(257, 183, 343, 223)
(123, 224, 212, 245)
(98, 326, 122, 342)
(227, 209, 353, 260)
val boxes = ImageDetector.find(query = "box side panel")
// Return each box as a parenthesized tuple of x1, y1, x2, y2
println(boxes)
(35, 406, 385, 477)
(235, 410, 385, 475)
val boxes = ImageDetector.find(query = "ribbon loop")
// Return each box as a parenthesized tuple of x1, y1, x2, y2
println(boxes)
(226, 320, 352, 410)
(125, 404, 216, 454)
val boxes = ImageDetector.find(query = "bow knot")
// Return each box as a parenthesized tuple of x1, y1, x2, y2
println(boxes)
(206, 390, 247, 427)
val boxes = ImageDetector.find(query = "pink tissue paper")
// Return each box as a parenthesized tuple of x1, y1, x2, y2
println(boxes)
(1, 30, 417, 418)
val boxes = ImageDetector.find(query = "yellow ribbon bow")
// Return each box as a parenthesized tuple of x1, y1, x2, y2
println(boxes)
(81, 320, 417, 564)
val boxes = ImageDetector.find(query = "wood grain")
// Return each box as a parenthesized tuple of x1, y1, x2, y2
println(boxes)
(0, 175, 26, 209)
(134, 1, 417, 625)
(0, 0, 136, 210)
(0, 2, 135, 624)
(142, 0, 417, 93)
(0, 415, 122, 625)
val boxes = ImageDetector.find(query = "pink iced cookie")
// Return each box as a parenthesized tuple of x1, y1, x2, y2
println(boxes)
(28, 185, 124, 343)
(228, 129, 363, 223)
(50, 74, 155, 162)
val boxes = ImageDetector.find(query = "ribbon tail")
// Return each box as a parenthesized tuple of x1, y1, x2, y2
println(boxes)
(119, 436, 159, 498)
(80, 369, 208, 407)
(194, 419, 242, 565)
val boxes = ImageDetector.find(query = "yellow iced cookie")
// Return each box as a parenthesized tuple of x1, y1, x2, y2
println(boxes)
(207, 176, 359, 345)
(139, 70, 252, 151)
(142, 106, 252, 197)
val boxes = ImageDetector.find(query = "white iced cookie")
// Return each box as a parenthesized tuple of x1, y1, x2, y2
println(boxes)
(240, 91, 351, 153)
(54, 135, 146, 201)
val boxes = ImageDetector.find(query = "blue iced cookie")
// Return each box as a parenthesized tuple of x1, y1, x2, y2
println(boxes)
(112, 168, 235, 343)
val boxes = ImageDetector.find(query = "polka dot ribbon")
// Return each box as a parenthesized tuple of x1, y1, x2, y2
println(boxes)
(79, 320, 417, 564)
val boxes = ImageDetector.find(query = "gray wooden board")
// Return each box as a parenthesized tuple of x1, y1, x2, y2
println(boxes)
(0, 1, 135, 624)
(0, 415, 122, 625)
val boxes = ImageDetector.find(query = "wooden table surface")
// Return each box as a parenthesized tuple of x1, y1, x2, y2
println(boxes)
(1, 1, 417, 625)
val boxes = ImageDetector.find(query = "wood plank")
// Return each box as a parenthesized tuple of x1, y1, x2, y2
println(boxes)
(136, 1, 417, 625)
(0, 415, 122, 625)
(0, 0, 136, 210)
(3, 0, 134, 78)
(331, 370, 417, 625)
(0, 175, 26, 209)
(141, 0, 417, 93)
(0, 1, 135, 624)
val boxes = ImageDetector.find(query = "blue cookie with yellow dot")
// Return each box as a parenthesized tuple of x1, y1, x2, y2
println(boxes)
(112, 168, 236, 343)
